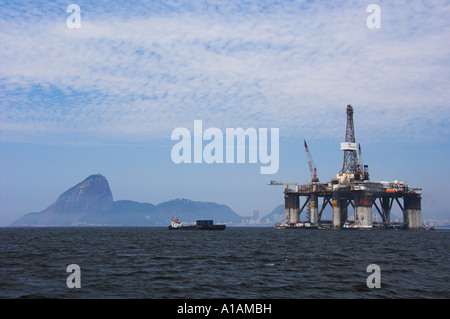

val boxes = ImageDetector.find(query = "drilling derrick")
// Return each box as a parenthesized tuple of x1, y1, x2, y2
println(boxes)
(340, 105, 359, 176)
(270, 104, 422, 230)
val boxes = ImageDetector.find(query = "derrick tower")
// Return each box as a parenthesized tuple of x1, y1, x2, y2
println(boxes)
(340, 105, 358, 174)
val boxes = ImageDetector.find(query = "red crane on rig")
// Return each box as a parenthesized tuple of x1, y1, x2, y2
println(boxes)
(304, 139, 319, 183)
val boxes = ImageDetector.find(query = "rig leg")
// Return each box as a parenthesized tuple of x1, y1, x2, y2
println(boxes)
(340, 199, 349, 224)
(332, 192, 341, 228)
(404, 194, 422, 229)
(284, 193, 299, 224)
(354, 190, 373, 228)
(310, 193, 319, 225)
(284, 194, 290, 224)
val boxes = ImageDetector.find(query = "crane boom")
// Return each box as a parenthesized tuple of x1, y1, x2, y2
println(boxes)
(304, 139, 319, 182)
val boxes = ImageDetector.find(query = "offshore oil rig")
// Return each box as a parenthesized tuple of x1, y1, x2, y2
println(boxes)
(271, 105, 422, 230)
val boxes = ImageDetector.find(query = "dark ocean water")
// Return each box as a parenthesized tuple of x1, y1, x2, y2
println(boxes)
(0, 227, 449, 299)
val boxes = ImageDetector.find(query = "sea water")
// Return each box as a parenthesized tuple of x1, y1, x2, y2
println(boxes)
(0, 227, 449, 299)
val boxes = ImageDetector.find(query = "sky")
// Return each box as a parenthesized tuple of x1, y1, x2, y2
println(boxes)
(0, 0, 449, 226)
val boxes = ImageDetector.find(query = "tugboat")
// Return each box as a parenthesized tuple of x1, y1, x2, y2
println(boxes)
(168, 218, 226, 230)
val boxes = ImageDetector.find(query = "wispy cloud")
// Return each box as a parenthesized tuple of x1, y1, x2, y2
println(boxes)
(1, 0, 449, 144)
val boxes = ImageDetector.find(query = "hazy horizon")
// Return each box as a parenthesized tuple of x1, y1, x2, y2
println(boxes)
(1, 0, 449, 226)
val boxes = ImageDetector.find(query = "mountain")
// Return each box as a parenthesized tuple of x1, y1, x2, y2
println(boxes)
(13, 174, 113, 226)
(46, 174, 113, 214)
(79, 198, 243, 226)
(12, 174, 243, 226)
(78, 200, 157, 226)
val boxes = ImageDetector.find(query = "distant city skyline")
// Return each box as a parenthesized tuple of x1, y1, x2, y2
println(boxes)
(1, 0, 449, 226)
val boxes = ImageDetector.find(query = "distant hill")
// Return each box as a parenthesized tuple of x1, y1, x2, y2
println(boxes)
(11, 174, 243, 226)
(78, 198, 243, 226)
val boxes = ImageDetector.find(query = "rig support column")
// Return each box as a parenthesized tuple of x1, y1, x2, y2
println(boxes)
(404, 194, 422, 229)
(291, 195, 300, 224)
(340, 199, 349, 224)
(354, 190, 373, 228)
(284, 193, 299, 224)
(310, 193, 319, 225)
(284, 194, 290, 224)
(332, 192, 341, 228)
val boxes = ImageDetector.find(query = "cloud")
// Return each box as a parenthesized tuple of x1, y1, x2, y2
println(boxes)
(1, 0, 449, 144)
